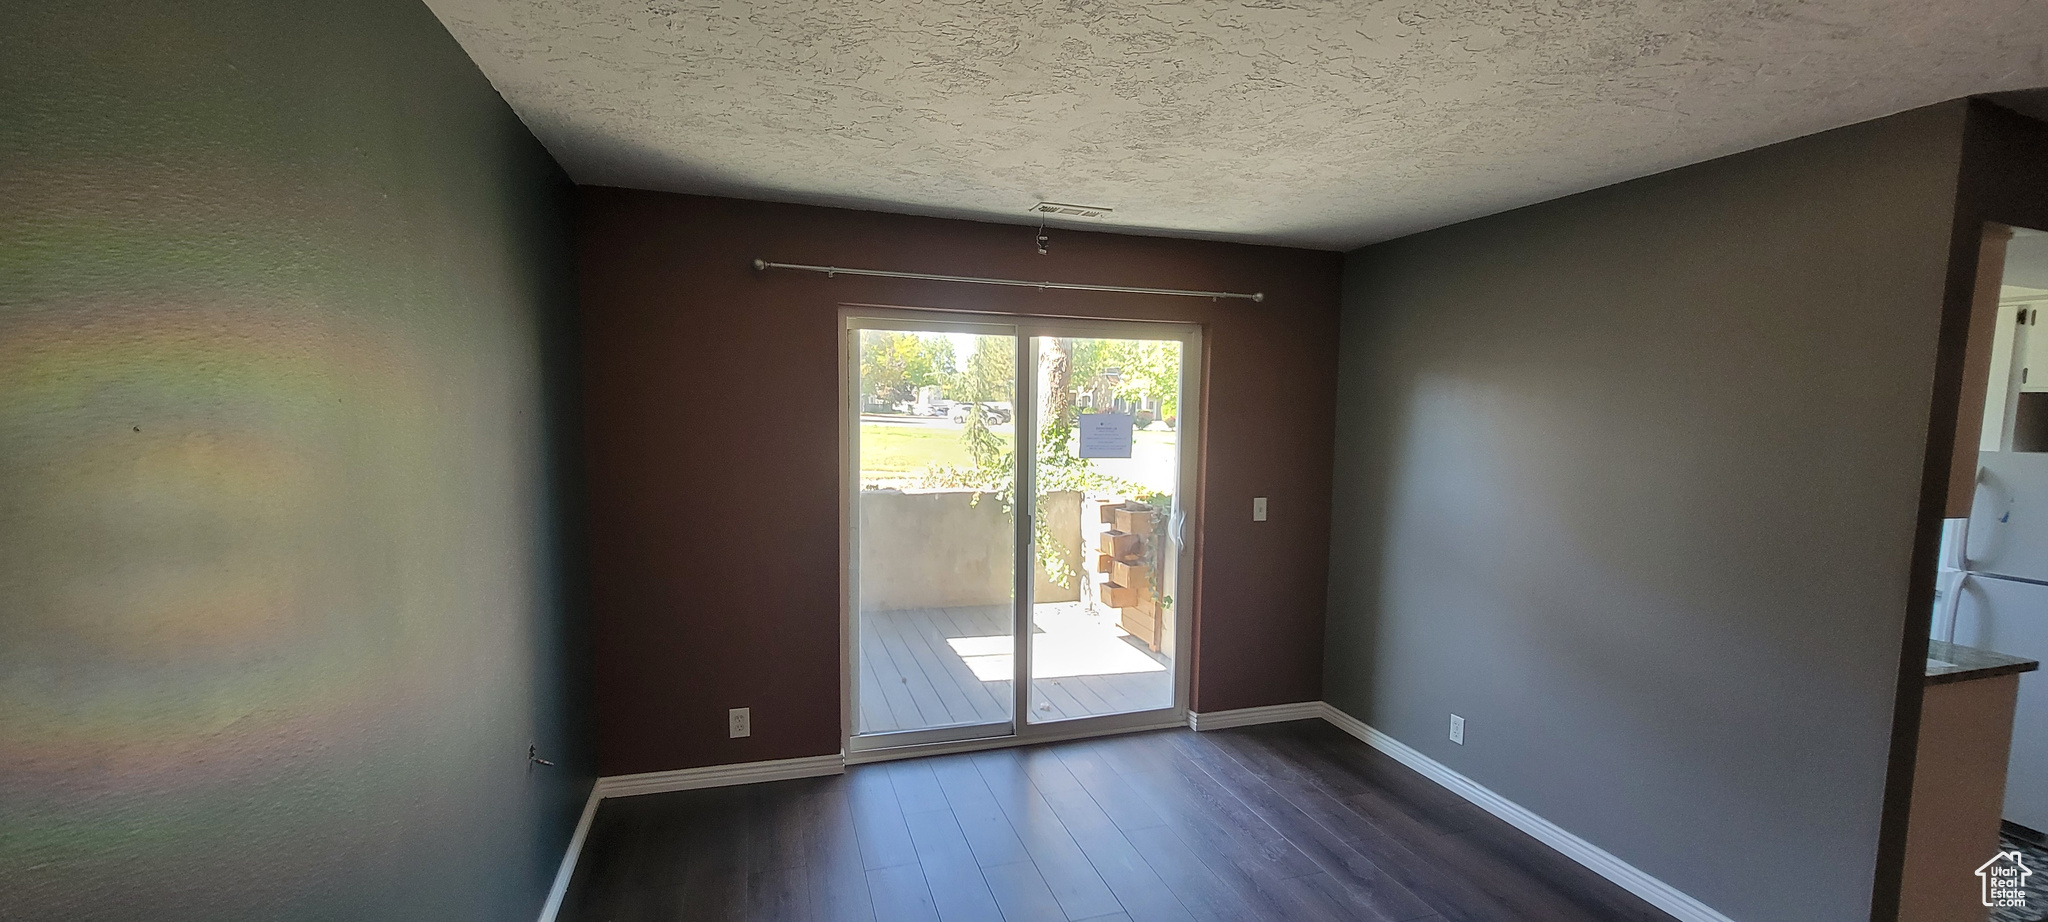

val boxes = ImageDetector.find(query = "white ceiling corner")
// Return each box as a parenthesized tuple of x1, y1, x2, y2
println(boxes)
(424, 0, 2048, 250)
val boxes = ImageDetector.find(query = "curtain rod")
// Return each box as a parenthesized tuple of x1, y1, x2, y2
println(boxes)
(751, 259, 1264, 302)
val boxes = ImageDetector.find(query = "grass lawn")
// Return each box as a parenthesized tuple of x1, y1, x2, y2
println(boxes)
(860, 418, 1177, 493)
(858, 421, 1002, 481)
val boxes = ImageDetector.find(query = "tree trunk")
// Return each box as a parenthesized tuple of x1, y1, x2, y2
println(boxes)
(1043, 337, 1073, 429)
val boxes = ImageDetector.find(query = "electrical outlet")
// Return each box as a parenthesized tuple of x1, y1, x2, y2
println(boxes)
(729, 707, 751, 738)
(1252, 497, 1268, 522)
(1449, 714, 1465, 745)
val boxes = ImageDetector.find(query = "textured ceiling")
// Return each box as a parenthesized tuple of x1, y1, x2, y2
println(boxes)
(2005, 228, 2048, 290)
(424, 0, 2048, 249)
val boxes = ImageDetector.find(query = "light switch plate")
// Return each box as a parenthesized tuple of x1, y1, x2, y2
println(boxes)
(1252, 497, 1268, 522)
(729, 707, 751, 738)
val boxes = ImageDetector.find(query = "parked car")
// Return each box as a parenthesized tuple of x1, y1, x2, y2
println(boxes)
(913, 400, 953, 417)
(949, 402, 1010, 425)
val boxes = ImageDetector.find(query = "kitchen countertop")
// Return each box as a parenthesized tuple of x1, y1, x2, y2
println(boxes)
(1925, 640, 2041, 686)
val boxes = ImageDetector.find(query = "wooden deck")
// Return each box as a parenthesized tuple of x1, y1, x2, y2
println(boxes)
(858, 601, 1174, 735)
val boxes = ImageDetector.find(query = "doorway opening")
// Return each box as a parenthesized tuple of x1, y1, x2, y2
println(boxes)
(1909, 222, 2048, 919)
(844, 311, 1200, 755)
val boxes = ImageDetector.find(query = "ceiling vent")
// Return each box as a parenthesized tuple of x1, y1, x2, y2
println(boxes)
(1031, 201, 1114, 219)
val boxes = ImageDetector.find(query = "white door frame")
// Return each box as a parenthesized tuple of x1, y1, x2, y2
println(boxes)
(840, 306, 1203, 761)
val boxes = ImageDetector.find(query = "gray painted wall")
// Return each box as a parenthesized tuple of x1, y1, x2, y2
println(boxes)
(1324, 104, 1968, 921)
(1, 1, 591, 919)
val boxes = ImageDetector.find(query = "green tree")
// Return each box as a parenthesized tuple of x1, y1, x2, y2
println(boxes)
(1120, 340, 1181, 421)
(859, 331, 955, 406)
(949, 336, 1014, 470)
(1068, 339, 1181, 421)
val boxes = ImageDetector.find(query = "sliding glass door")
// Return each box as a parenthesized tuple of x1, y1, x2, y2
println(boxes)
(1026, 333, 1185, 723)
(849, 319, 1018, 745)
(847, 312, 1199, 752)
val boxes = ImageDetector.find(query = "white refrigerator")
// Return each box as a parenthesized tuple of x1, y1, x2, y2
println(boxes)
(1939, 450, 2048, 834)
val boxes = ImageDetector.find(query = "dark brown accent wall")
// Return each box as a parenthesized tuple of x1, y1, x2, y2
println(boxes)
(577, 189, 1342, 776)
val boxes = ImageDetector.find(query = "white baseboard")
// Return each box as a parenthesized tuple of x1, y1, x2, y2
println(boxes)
(847, 713, 1189, 765)
(535, 782, 601, 922)
(1315, 703, 1735, 922)
(543, 713, 1731, 922)
(594, 752, 846, 799)
(535, 753, 844, 921)
(1187, 701, 1323, 731)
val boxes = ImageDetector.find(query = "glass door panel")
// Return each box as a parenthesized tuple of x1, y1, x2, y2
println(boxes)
(852, 325, 1018, 743)
(1026, 335, 1184, 723)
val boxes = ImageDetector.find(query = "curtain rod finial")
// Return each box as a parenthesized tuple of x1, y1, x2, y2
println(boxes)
(1253, 293, 1265, 302)
(752, 258, 767, 271)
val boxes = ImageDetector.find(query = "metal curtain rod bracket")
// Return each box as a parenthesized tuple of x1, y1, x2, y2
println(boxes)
(751, 259, 1264, 302)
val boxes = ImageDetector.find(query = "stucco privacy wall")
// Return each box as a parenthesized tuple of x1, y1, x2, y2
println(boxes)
(858, 490, 1082, 611)
(0, 1, 590, 920)
(1324, 103, 1969, 921)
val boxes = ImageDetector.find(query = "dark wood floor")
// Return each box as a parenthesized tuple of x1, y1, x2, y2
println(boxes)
(559, 720, 1676, 922)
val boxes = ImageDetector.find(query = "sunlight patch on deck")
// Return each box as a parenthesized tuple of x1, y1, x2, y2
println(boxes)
(949, 632, 1167, 681)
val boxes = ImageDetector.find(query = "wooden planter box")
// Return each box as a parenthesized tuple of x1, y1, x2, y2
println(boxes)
(1098, 500, 1121, 525)
(1098, 530, 1144, 559)
(1096, 553, 1114, 574)
(1114, 506, 1156, 536)
(1110, 560, 1150, 590)
(1120, 607, 1159, 650)
(1098, 581, 1138, 608)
